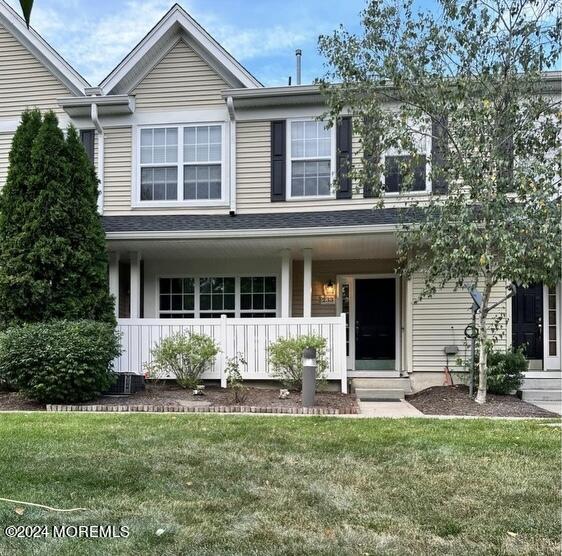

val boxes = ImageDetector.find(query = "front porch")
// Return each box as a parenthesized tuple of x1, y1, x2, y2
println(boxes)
(108, 231, 404, 392)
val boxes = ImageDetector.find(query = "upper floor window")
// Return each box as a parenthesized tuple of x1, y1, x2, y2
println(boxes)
(138, 124, 224, 205)
(184, 126, 222, 200)
(288, 120, 334, 198)
(384, 154, 427, 193)
(140, 128, 178, 201)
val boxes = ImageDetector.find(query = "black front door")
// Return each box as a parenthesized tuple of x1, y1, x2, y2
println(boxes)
(512, 284, 543, 360)
(355, 278, 395, 370)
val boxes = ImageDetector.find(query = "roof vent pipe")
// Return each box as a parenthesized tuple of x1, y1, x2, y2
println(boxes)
(295, 49, 302, 85)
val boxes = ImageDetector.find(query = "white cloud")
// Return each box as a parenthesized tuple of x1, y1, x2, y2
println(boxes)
(5, 0, 323, 86)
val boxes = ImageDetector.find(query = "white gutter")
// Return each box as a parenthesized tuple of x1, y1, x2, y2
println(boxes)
(90, 102, 104, 214)
(227, 96, 236, 215)
(105, 223, 398, 241)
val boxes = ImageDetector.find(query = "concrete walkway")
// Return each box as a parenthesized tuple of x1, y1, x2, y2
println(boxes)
(358, 399, 424, 417)
(527, 400, 562, 416)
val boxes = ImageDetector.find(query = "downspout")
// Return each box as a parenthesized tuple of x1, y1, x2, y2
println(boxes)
(91, 102, 104, 214)
(227, 96, 236, 216)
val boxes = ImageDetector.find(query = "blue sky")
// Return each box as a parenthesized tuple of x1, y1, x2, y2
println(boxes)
(6, 0, 368, 86)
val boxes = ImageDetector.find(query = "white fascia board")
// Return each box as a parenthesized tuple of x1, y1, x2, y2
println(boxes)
(58, 95, 134, 108)
(223, 85, 321, 99)
(105, 224, 398, 241)
(58, 95, 135, 118)
(67, 107, 229, 130)
(0, 0, 89, 95)
(99, 4, 261, 94)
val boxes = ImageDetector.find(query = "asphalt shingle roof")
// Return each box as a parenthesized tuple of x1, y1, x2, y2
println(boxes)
(103, 208, 417, 234)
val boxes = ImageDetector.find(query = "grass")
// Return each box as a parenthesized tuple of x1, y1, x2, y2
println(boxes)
(0, 414, 559, 555)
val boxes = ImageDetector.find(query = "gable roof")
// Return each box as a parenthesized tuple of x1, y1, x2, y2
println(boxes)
(0, 0, 89, 95)
(99, 3, 262, 95)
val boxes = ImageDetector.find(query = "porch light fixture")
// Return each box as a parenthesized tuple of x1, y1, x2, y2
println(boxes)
(323, 280, 336, 298)
(320, 280, 336, 305)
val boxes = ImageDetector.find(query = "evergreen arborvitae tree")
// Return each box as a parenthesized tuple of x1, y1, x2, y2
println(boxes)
(64, 126, 114, 323)
(0, 109, 44, 325)
(0, 110, 115, 325)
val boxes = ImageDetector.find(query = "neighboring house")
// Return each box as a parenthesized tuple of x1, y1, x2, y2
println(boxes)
(0, 2, 560, 396)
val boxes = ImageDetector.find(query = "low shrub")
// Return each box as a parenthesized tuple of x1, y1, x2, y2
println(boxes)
(485, 348, 527, 395)
(226, 353, 248, 404)
(0, 320, 121, 403)
(145, 332, 219, 389)
(268, 335, 328, 390)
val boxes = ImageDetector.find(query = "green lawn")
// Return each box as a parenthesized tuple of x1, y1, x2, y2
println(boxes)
(0, 414, 559, 555)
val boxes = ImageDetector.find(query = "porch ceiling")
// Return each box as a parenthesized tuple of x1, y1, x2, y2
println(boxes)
(108, 232, 398, 261)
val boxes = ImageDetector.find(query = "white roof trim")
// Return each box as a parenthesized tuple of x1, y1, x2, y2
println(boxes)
(99, 3, 262, 94)
(105, 224, 398, 241)
(0, 0, 89, 95)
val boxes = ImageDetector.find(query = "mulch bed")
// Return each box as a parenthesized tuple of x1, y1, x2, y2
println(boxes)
(81, 383, 357, 413)
(0, 391, 44, 411)
(1, 384, 358, 414)
(407, 385, 559, 417)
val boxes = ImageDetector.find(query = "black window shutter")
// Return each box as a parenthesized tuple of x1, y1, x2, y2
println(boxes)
(80, 129, 95, 164)
(336, 116, 352, 199)
(270, 121, 286, 202)
(431, 116, 448, 194)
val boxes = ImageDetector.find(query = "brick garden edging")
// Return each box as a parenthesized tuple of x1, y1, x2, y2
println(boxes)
(46, 404, 358, 415)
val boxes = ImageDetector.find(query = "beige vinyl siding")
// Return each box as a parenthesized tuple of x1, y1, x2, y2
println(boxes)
(236, 121, 271, 209)
(0, 25, 70, 118)
(292, 259, 397, 317)
(103, 127, 132, 213)
(0, 132, 12, 189)
(411, 274, 509, 373)
(132, 40, 228, 110)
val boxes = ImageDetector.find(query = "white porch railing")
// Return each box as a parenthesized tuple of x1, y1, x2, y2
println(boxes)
(115, 315, 348, 393)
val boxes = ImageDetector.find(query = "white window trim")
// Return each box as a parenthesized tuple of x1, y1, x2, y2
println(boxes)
(285, 118, 337, 201)
(156, 274, 279, 318)
(132, 121, 229, 208)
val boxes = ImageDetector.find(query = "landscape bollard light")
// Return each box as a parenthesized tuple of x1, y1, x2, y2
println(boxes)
(302, 347, 317, 408)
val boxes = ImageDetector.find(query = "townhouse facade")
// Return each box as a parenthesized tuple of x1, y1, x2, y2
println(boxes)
(0, 1, 560, 393)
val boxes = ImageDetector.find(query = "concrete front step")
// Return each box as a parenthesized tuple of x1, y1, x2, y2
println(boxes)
(520, 389, 562, 402)
(351, 378, 412, 394)
(355, 388, 405, 401)
(521, 377, 562, 390)
(524, 371, 561, 379)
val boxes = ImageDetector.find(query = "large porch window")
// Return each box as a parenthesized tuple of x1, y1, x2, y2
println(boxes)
(240, 276, 277, 318)
(159, 278, 195, 318)
(200, 277, 235, 318)
(158, 276, 277, 318)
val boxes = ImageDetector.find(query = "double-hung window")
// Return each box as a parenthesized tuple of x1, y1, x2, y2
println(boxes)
(140, 128, 178, 201)
(138, 124, 224, 204)
(183, 125, 222, 200)
(384, 154, 427, 193)
(289, 120, 333, 198)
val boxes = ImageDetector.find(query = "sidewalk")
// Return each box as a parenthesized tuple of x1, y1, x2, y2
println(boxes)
(357, 399, 424, 417)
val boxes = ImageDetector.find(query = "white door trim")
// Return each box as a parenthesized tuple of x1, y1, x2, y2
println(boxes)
(544, 283, 561, 371)
(336, 273, 401, 372)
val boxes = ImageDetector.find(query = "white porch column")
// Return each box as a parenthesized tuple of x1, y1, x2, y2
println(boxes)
(303, 248, 312, 318)
(130, 252, 141, 319)
(108, 252, 120, 319)
(281, 249, 292, 318)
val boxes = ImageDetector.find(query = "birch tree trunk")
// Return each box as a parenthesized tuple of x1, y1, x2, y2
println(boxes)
(475, 283, 493, 404)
